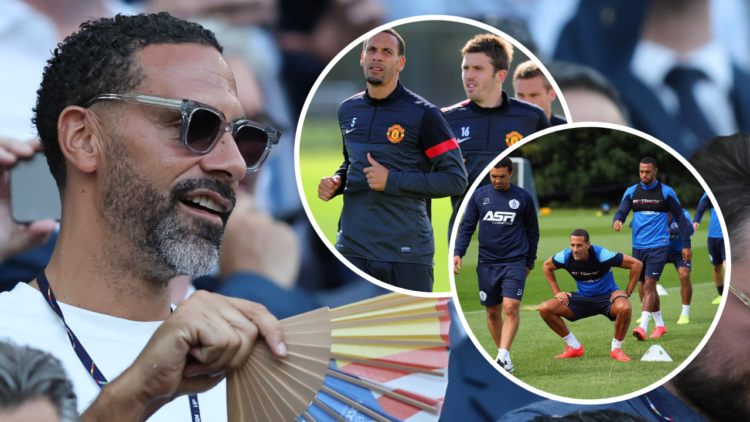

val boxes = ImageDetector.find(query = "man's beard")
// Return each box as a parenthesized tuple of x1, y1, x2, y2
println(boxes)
(100, 137, 235, 282)
(671, 352, 750, 420)
(365, 63, 387, 85)
(366, 75, 384, 85)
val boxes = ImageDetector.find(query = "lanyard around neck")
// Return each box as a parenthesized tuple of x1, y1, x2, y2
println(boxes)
(640, 393, 675, 422)
(36, 270, 202, 421)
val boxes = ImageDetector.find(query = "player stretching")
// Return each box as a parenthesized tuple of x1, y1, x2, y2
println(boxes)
(613, 157, 692, 340)
(454, 157, 540, 373)
(540, 229, 641, 362)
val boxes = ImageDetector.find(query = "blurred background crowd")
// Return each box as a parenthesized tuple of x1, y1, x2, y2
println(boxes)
(0, 1, 746, 420)
(3, 0, 747, 301)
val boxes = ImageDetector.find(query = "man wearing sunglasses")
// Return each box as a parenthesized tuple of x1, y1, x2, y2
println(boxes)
(0, 13, 287, 421)
(318, 29, 467, 292)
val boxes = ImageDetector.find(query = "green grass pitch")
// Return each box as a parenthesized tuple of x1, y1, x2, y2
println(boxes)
(298, 149, 455, 293)
(454, 209, 721, 399)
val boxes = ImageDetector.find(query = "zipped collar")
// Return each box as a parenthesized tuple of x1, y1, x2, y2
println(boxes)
(468, 91, 511, 115)
(640, 179, 659, 190)
(364, 81, 404, 107)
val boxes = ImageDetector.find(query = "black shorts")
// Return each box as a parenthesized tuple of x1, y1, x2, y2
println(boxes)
(565, 291, 623, 322)
(476, 265, 526, 306)
(666, 251, 691, 270)
(633, 246, 668, 281)
(708, 237, 726, 266)
(346, 257, 433, 292)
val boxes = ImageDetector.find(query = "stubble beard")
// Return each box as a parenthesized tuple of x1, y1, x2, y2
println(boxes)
(366, 75, 384, 85)
(100, 136, 232, 285)
(365, 63, 387, 85)
(465, 80, 485, 103)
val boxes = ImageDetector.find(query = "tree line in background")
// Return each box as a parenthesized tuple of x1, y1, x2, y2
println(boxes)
(513, 128, 704, 208)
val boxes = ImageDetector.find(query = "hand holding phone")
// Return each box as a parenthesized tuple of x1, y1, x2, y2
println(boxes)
(0, 137, 57, 262)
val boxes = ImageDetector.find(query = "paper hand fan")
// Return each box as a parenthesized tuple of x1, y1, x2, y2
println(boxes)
(227, 293, 452, 422)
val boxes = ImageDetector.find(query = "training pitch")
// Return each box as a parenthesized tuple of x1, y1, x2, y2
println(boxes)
(454, 209, 720, 399)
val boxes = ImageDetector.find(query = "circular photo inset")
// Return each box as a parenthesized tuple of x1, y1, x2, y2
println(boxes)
(451, 124, 727, 401)
(296, 16, 566, 294)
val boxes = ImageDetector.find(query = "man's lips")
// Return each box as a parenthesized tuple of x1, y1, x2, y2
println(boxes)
(181, 189, 234, 213)
(178, 189, 234, 224)
(179, 201, 225, 225)
(368, 64, 385, 73)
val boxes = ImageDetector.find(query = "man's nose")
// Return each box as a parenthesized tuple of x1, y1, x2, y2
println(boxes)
(199, 131, 247, 184)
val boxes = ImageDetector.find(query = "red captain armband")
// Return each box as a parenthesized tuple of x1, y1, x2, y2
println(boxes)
(425, 138, 459, 158)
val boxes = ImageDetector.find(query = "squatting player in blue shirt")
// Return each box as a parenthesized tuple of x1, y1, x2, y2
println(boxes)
(540, 229, 642, 362)
(613, 157, 692, 341)
(453, 156, 540, 373)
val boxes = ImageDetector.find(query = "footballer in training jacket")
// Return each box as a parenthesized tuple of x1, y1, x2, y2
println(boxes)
(453, 158, 539, 373)
(442, 34, 550, 234)
(320, 29, 466, 292)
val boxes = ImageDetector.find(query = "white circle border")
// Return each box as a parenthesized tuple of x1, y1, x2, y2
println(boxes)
(447, 121, 732, 405)
(293, 14, 571, 298)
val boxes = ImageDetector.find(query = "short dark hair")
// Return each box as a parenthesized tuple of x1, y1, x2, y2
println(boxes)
(34, 12, 223, 192)
(544, 61, 629, 122)
(640, 157, 657, 168)
(513, 60, 551, 90)
(494, 156, 513, 172)
(362, 28, 405, 57)
(690, 134, 750, 263)
(0, 342, 78, 421)
(570, 228, 590, 243)
(461, 33, 514, 73)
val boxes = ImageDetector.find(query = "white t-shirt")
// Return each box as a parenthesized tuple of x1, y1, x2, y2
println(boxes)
(0, 283, 227, 421)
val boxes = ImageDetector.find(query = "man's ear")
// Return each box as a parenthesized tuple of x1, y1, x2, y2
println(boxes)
(57, 106, 102, 175)
(397, 55, 406, 72)
(360, 50, 365, 67)
(495, 69, 508, 85)
(549, 88, 557, 102)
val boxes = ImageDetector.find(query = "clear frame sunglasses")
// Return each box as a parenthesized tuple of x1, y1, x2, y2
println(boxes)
(84, 93, 281, 173)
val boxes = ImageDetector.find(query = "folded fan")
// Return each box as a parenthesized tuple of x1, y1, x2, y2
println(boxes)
(227, 293, 452, 422)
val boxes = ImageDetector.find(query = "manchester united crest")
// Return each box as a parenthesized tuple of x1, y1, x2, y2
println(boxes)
(505, 131, 523, 147)
(387, 124, 405, 143)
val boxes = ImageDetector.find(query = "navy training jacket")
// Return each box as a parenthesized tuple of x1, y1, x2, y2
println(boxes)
(454, 183, 539, 266)
(442, 92, 550, 211)
(331, 82, 467, 265)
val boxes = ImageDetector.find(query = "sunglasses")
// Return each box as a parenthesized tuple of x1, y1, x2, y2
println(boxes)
(83, 93, 281, 173)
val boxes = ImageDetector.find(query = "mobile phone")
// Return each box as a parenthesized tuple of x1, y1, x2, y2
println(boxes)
(9, 151, 61, 223)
